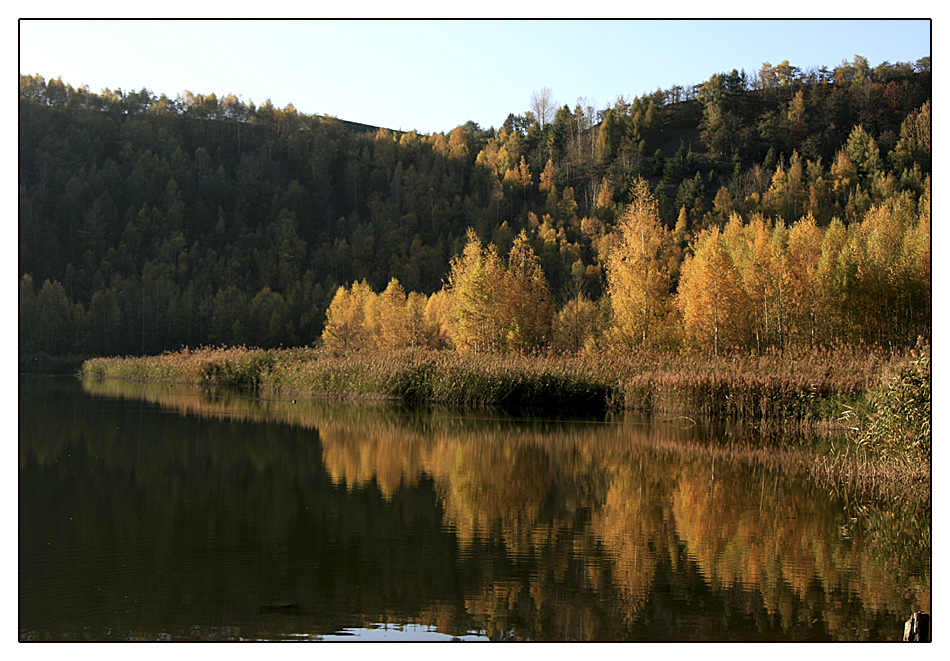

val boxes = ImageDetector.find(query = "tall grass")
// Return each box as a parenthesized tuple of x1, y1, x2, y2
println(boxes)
(81, 344, 909, 423)
(619, 345, 899, 422)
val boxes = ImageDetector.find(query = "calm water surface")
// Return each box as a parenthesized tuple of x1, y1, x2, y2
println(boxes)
(19, 375, 929, 641)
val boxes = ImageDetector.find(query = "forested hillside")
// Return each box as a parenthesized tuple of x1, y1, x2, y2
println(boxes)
(19, 55, 931, 358)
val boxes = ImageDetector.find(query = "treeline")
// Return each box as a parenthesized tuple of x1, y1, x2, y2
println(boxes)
(321, 181, 929, 354)
(18, 54, 930, 356)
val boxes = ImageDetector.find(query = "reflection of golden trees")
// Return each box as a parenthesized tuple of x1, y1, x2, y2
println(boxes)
(72, 377, 930, 638)
(429, 437, 554, 555)
(587, 453, 667, 621)
(671, 459, 928, 634)
(320, 428, 427, 498)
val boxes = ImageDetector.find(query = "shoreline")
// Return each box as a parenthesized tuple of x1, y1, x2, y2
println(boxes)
(70, 344, 934, 503)
(79, 345, 906, 422)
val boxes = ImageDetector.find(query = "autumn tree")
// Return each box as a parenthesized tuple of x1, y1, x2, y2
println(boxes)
(846, 196, 929, 346)
(446, 230, 507, 353)
(891, 100, 931, 173)
(322, 280, 376, 352)
(720, 214, 781, 350)
(552, 293, 601, 353)
(605, 180, 678, 350)
(504, 230, 554, 352)
(447, 229, 554, 353)
(539, 158, 557, 195)
(424, 289, 456, 350)
(814, 217, 852, 343)
(677, 226, 749, 355)
(897, 197, 931, 344)
(783, 214, 824, 345)
(376, 278, 411, 350)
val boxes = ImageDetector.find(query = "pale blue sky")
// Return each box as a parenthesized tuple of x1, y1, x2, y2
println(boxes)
(19, 18, 931, 135)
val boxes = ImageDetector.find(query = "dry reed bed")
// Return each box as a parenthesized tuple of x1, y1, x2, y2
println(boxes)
(81, 345, 907, 422)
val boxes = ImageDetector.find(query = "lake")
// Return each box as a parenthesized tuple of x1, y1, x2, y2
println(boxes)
(19, 374, 929, 641)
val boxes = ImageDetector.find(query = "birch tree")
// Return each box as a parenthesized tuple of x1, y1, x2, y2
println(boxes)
(677, 227, 749, 355)
(605, 180, 677, 349)
(531, 87, 555, 129)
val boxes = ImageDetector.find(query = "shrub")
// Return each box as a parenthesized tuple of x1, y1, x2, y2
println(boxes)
(856, 339, 930, 463)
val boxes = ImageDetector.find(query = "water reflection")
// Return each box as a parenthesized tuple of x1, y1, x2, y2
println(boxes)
(19, 375, 929, 641)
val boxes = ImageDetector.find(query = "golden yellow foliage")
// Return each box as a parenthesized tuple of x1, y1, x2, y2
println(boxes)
(605, 180, 678, 350)
(677, 226, 750, 354)
(447, 229, 554, 353)
(321, 280, 375, 352)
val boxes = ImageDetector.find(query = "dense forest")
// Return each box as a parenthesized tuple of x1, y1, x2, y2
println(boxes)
(19, 55, 931, 358)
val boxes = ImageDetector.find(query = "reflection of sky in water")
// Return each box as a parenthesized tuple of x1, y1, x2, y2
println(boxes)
(319, 624, 489, 641)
